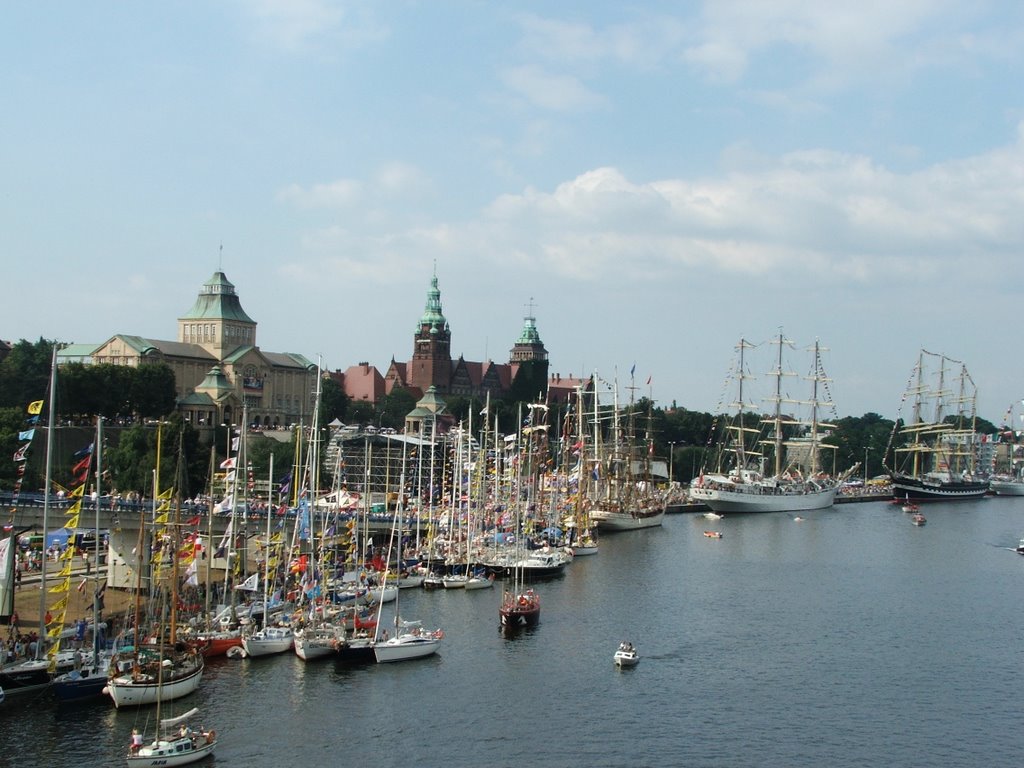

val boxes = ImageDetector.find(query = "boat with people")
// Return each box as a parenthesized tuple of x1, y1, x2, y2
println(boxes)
(911, 513, 927, 526)
(126, 706, 217, 767)
(613, 642, 639, 668)
(689, 336, 852, 513)
(884, 350, 989, 502)
(703, 530, 723, 539)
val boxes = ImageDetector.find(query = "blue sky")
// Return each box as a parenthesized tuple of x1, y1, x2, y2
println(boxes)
(3, 1, 1022, 423)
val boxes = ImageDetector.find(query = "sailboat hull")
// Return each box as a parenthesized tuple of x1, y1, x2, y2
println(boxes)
(891, 475, 989, 501)
(106, 659, 204, 708)
(590, 508, 666, 529)
(690, 485, 837, 513)
(373, 635, 439, 662)
(241, 627, 294, 657)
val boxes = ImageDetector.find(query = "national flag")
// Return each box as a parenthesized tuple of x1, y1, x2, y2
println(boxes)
(18, 429, 35, 441)
(277, 471, 292, 498)
(26, 400, 44, 415)
(12, 444, 29, 462)
(185, 559, 199, 587)
(220, 457, 236, 470)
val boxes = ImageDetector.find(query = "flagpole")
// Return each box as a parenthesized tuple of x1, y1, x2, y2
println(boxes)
(36, 345, 58, 657)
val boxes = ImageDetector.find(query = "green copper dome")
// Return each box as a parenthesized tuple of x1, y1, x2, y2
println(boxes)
(417, 273, 448, 332)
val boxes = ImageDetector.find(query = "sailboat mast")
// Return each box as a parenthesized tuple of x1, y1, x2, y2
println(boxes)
(772, 332, 784, 478)
(93, 416, 103, 657)
(263, 453, 274, 625)
(36, 346, 58, 652)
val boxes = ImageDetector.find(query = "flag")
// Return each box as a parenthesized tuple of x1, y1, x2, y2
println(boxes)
(72, 442, 94, 459)
(18, 429, 35, 441)
(27, 400, 44, 415)
(220, 457, 236, 470)
(185, 559, 199, 586)
(12, 444, 29, 462)
(235, 572, 259, 592)
(277, 471, 292, 497)
(231, 436, 240, 452)
(289, 554, 308, 574)
(185, 515, 201, 527)
(630, 363, 636, 378)
(646, 375, 652, 386)
(214, 519, 233, 558)
(76, 578, 87, 593)
(72, 455, 92, 482)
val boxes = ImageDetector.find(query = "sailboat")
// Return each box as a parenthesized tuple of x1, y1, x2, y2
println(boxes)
(499, 403, 544, 630)
(106, 434, 204, 708)
(690, 336, 851, 513)
(988, 401, 1024, 496)
(241, 455, 294, 658)
(884, 350, 989, 502)
(126, 701, 217, 765)
(372, 467, 443, 663)
(588, 378, 666, 530)
(53, 416, 118, 702)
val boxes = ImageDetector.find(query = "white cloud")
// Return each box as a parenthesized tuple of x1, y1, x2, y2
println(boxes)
(277, 179, 362, 208)
(242, 0, 387, 53)
(500, 65, 606, 112)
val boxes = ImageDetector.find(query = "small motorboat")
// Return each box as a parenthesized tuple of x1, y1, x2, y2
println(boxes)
(900, 495, 920, 513)
(911, 513, 926, 526)
(703, 511, 723, 520)
(703, 530, 723, 539)
(613, 642, 639, 668)
(1017, 538, 1024, 555)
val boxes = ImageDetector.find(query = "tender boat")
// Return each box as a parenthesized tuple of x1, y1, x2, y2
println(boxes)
(703, 530, 723, 539)
(1017, 538, 1024, 555)
(613, 642, 639, 668)
(911, 513, 927, 526)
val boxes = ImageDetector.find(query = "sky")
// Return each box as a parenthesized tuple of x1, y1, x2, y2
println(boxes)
(2, 1, 1023, 424)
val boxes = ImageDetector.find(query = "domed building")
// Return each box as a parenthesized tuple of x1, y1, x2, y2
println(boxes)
(57, 271, 318, 429)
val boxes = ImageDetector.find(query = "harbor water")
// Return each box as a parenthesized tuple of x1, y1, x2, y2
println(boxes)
(3, 498, 1022, 767)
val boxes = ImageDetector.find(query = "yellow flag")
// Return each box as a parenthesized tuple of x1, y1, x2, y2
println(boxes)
(27, 400, 44, 415)
(60, 546, 75, 561)
(69, 485, 85, 499)
(66, 500, 82, 516)
(155, 513, 169, 525)
(65, 515, 80, 530)
(50, 595, 68, 613)
(158, 487, 174, 501)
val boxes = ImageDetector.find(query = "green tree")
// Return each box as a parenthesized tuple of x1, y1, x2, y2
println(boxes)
(0, 338, 55, 409)
(320, 376, 349, 424)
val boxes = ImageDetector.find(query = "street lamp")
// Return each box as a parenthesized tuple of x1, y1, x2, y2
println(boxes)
(668, 441, 677, 486)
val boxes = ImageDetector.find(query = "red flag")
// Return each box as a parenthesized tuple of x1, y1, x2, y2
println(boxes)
(186, 515, 201, 527)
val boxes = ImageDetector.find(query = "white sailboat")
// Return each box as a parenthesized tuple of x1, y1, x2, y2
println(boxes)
(126, 705, 217, 766)
(690, 335, 850, 513)
(989, 401, 1024, 496)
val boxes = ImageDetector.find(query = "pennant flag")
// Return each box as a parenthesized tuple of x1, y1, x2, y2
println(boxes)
(72, 442, 94, 459)
(214, 519, 233, 558)
(289, 554, 308, 574)
(157, 487, 174, 501)
(185, 559, 199, 586)
(185, 515, 201, 527)
(69, 484, 85, 499)
(27, 400, 44, 415)
(18, 429, 35, 441)
(630, 363, 636, 378)
(220, 457, 236, 470)
(12, 444, 29, 462)
(234, 572, 259, 592)
(24, 415, 39, 425)
(646, 375, 652, 386)
(76, 578, 88, 593)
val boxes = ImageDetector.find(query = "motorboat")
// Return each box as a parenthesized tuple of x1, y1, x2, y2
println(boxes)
(613, 642, 639, 668)
(703, 530, 723, 539)
(911, 513, 927, 526)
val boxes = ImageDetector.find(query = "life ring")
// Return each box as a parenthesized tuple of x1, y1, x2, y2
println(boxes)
(205, 730, 216, 744)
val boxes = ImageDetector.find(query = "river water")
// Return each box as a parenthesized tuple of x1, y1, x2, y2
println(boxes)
(3, 498, 1022, 767)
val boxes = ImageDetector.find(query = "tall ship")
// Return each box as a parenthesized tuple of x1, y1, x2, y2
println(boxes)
(884, 350, 989, 502)
(689, 335, 850, 513)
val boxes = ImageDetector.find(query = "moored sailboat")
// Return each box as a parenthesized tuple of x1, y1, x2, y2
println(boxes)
(884, 350, 989, 502)
(689, 336, 850, 513)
